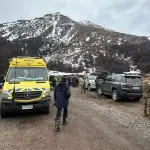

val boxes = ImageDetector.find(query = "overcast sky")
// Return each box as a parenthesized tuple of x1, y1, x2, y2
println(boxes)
(0, 0, 149, 36)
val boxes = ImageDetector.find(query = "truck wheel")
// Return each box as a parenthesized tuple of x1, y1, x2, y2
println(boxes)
(1, 108, 8, 119)
(112, 90, 119, 102)
(43, 106, 50, 114)
(98, 87, 103, 95)
(134, 97, 140, 101)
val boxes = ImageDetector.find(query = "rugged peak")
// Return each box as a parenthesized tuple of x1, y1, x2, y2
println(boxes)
(80, 20, 96, 25)
(80, 20, 93, 24)
(0, 13, 150, 74)
(44, 13, 52, 17)
(54, 12, 61, 15)
(79, 20, 104, 29)
(44, 12, 61, 17)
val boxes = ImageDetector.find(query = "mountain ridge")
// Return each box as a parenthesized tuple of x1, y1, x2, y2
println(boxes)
(0, 12, 150, 74)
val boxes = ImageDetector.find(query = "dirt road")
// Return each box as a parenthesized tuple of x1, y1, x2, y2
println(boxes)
(0, 88, 150, 150)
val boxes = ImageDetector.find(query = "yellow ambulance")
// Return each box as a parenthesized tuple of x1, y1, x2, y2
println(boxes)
(1, 56, 51, 118)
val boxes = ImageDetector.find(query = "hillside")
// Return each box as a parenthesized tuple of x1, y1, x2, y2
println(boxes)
(0, 12, 150, 74)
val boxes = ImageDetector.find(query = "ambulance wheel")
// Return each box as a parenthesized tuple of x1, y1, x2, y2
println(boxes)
(1, 108, 8, 119)
(43, 106, 50, 114)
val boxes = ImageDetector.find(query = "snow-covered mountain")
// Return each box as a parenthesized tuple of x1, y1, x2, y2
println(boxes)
(0, 12, 150, 73)
(0, 12, 77, 42)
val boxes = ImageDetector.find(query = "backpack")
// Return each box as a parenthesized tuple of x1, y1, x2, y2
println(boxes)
(145, 85, 150, 93)
(143, 81, 150, 93)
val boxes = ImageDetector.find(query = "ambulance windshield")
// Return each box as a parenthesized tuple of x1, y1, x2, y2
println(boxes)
(6, 67, 48, 82)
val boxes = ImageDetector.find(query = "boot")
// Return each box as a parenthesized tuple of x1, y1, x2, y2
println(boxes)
(63, 118, 68, 125)
(55, 120, 60, 131)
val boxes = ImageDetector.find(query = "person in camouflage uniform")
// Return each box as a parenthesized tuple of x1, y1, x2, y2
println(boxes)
(142, 79, 150, 119)
(78, 77, 85, 93)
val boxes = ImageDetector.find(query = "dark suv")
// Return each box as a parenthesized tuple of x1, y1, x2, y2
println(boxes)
(96, 73, 143, 101)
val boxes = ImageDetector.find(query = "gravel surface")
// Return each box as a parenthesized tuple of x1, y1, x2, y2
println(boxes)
(0, 88, 150, 150)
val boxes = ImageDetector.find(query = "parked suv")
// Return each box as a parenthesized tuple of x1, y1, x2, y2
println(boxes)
(95, 71, 109, 90)
(96, 72, 143, 101)
(84, 75, 97, 91)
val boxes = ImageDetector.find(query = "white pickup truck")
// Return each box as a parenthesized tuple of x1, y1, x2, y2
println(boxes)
(84, 75, 97, 91)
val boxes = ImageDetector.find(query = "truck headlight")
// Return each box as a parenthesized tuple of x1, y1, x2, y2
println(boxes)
(43, 88, 50, 97)
(2, 90, 11, 99)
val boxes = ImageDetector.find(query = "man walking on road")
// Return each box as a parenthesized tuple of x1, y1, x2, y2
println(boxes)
(79, 77, 85, 93)
(54, 77, 71, 131)
(142, 79, 150, 119)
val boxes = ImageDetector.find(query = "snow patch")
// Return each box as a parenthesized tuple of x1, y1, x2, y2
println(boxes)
(52, 16, 57, 37)
(79, 20, 104, 29)
(85, 37, 90, 42)
(100, 50, 106, 56)
(8, 34, 19, 41)
(61, 26, 75, 44)
(2, 30, 11, 37)
(107, 39, 111, 43)
(117, 41, 121, 45)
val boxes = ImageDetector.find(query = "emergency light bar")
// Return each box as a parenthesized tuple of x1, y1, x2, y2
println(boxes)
(17, 56, 41, 59)
(9, 57, 46, 67)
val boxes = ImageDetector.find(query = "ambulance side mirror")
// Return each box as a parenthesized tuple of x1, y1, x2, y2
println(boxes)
(0, 75, 5, 89)
(0, 75, 5, 83)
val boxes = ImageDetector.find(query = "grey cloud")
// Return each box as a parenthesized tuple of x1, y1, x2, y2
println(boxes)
(0, 0, 150, 36)
(92, 0, 150, 36)
(110, 0, 138, 12)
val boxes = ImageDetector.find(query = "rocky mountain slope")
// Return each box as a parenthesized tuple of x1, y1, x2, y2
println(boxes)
(0, 12, 150, 74)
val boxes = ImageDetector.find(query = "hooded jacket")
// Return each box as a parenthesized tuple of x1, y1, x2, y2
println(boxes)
(54, 83, 71, 108)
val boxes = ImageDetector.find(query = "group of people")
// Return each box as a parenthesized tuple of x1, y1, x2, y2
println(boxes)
(49, 75, 58, 90)
(49, 75, 79, 90)
(65, 76, 79, 87)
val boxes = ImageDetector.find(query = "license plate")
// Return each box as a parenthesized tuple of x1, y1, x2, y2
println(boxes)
(132, 87, 139, 89)
(22, 105, 33, 110)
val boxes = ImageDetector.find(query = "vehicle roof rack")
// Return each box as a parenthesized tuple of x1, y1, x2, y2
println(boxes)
(123, 71, 141, 76)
